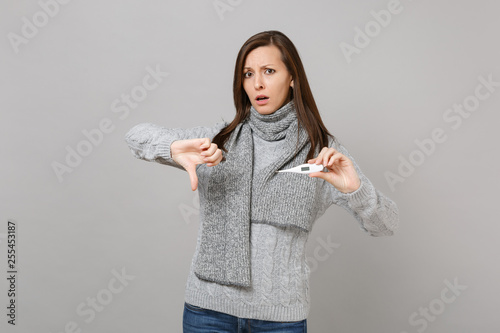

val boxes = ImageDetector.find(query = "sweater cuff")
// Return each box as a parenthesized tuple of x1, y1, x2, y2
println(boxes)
(156, 137, 178, 164)
(336, 179, 374, 210)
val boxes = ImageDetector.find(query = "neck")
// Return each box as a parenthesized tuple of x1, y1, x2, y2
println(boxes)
(248, 100, 296, 141)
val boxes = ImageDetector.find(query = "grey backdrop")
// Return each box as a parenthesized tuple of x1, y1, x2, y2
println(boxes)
(1, 0, 499, 332)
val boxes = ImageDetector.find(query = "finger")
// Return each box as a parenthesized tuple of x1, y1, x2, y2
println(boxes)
(199, 138, 211, 151)
(322, 148, 337, 166)
(329, 153, 353, 170)
(211, 149, 225, 166)
(185, 163, 199, 191)
(204, 148, 222, 164)
(327, 153, 344, 167)
(201, 143, 218, 158)
(214, 152, 224, 165)
(310, 147, 329, 164)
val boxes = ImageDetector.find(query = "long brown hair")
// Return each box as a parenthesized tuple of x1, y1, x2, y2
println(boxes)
(212, 30, 334, 161)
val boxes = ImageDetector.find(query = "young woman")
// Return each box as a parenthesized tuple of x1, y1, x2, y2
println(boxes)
(125, 30, 399, 333)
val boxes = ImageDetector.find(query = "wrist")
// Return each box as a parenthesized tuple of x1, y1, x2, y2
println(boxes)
(338, 178, 361, 194)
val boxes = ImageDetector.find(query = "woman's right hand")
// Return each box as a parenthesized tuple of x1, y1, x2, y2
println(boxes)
(170, 138, 223, 191)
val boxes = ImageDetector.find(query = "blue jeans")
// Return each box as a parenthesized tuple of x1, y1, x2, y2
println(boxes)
(183, 302, 307, 333)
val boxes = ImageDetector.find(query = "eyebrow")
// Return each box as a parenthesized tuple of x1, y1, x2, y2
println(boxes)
(243, 64, 275, 70)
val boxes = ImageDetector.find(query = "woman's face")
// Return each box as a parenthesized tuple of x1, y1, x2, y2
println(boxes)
(242, 45, 293, 115)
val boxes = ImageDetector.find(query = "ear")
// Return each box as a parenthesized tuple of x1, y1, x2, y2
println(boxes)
(290, 79, 294, 88)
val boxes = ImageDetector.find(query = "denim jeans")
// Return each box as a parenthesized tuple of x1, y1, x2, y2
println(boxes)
(183, 302, 307, 333)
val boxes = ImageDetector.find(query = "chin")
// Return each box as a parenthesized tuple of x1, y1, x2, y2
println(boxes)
(253, 104, 278, 115)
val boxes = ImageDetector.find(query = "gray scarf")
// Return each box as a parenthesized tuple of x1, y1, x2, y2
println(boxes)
(194, 100, 318, 287)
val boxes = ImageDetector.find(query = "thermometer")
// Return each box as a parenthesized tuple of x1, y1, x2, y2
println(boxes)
(277, 163, 326, 174)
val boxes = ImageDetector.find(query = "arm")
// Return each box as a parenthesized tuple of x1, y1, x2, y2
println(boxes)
(124, 121, 228, 171)
(333, 139, 399, 236)
(315, 138, 399, 237)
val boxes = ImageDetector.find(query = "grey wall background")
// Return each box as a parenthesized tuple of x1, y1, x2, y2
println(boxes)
(1, 0, 499, 332)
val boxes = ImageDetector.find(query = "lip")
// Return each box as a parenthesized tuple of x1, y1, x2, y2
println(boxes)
(255, 95, 269, 105)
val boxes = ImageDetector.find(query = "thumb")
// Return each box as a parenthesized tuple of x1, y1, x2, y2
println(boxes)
(185, 163, 199, 191)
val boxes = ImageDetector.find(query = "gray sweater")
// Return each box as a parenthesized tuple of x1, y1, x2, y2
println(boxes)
(125, 121, 399, 321)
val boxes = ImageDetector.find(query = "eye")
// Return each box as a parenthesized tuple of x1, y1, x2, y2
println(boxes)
(243, 71, 252, 78)
(265, 68, 275, 74)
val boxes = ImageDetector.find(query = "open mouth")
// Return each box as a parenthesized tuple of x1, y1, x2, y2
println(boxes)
(256, 95, 269, 101)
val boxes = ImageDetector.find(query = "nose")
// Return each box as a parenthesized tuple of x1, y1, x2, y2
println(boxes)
(254, 73, 264, 90)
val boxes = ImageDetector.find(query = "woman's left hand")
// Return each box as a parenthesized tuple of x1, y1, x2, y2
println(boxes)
(308, 147, 361, 193)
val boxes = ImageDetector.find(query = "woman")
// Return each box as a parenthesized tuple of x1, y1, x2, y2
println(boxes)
(125, 30, 399, 333)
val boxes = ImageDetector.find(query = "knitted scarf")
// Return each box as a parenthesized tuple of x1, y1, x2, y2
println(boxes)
(194, 100, 318, 288)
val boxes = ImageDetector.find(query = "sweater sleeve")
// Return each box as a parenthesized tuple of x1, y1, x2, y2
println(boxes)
(326, 137, 399, 237)
(124, 121, 228, 171)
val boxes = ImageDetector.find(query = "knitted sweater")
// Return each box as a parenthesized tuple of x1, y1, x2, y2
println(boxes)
(124, 121, 399, 322)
